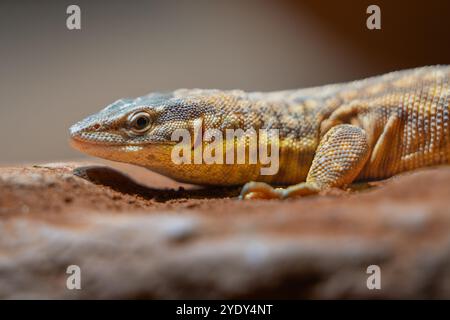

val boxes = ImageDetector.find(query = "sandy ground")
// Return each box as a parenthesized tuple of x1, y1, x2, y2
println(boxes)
(1, 161, 450, 298)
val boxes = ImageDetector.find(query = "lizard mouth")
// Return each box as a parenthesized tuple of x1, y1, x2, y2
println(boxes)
(70, 135, 115, 153)
(69, 133, 175, 156)
(69, 136, 148, 163)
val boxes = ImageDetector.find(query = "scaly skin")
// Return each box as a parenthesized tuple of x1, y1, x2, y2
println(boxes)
(70, 65, 450, 199)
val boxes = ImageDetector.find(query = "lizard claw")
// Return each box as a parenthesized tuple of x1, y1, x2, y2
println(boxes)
(239, 182, 283, 200)
(239, 181, 322, 200)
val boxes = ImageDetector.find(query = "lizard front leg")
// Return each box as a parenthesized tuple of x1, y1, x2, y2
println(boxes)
(240, 124, 370, 199)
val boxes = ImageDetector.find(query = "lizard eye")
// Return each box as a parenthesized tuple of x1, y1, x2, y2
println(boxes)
(129, 112, 152, 134)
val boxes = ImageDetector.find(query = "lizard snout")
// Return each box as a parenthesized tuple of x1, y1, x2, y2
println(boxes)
(69, 115, 102, 139)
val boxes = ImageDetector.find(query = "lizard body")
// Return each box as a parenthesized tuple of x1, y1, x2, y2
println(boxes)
(70, 65, 450, 199)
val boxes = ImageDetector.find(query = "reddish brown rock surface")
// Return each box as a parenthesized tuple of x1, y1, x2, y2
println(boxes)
(1, 161, 450, 299)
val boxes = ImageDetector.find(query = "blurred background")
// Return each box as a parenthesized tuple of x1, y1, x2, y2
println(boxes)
(1, 0, 449, 163)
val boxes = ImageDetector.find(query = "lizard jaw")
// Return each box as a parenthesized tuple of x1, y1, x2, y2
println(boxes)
(70, 136, 149, 165)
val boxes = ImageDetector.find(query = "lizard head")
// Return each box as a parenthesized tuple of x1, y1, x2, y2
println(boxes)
(69, 89, 254, 184)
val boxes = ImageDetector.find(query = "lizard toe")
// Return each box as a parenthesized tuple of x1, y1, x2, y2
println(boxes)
(239, 182, 282, 200)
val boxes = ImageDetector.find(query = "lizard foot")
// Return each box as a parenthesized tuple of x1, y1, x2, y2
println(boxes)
(282, 182, 321, 198)
(239, 182, 283, 200)
(239, 181, 321, 200)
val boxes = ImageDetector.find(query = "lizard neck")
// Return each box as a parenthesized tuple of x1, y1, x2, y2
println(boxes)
(222, 92, 336, 185)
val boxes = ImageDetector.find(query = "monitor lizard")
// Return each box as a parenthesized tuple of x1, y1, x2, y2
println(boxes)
(70, 65, 450, 199)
